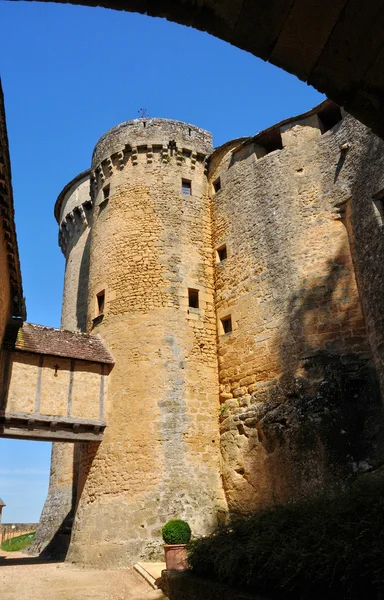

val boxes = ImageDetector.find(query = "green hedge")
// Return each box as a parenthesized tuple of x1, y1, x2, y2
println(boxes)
(162, 519, 191, 544)
(187, 477, 384, 599)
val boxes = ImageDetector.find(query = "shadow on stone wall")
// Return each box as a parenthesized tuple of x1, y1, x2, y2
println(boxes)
(228, 240, 384, 510)
(75, 230, 92, 331)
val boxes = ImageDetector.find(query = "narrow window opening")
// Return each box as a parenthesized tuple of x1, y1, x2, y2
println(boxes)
(188, 289, 199, 309)
(96, 291, 105, 316)
(221, 315, 232, 334)
(143, 121, 146, 128)
(213, 178, 221, 193)
(256, 128, 283, 155)
(318, 103, 343, 134)
(188, 128, 192, 136)
(217, 244, 227, 262)
(102, 184, 110, 203)
(182, 179, 192, 196)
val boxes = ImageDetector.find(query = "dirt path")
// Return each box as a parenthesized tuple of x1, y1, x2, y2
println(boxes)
(0, 550, 167, 600)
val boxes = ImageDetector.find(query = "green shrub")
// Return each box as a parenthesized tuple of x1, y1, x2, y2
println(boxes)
(162, 519, 191, 545)
(187, 477, 384, 599)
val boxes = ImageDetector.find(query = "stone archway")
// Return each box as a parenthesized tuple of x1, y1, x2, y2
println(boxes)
(13, 0, 384, 138)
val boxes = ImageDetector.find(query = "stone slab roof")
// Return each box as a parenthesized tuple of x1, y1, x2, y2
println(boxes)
(3, 321, 114, 365)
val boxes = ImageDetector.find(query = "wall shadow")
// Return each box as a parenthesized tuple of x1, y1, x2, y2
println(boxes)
(231, 239, 384, 509)
(26, 442, 80, 561)
(75, 219, 92, 331)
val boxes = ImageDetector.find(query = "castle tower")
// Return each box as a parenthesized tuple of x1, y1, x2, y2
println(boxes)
(35, 103, 384, 566)
(62, 119, 225, 566)
(29, 172, 92, 557)
(208, 104, 384, 512)
(56, 170, 93, 332)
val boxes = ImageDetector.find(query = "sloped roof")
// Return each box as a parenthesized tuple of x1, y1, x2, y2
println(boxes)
(3, 321, 114, 365)
(0, 498, 5, 507)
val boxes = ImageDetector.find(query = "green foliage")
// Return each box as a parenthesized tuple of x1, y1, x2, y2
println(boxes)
(1, 531, 36, 552)
(187, 477, 384, 599)
(162, 519, 191, 545)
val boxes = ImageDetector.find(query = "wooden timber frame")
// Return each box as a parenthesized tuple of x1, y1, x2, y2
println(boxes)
(0, 321, 114, 443)
(0, 412, 106, 442)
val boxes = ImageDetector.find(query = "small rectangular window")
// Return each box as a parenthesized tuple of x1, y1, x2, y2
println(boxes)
(96, 291, 105, 316)
(213, 178, 221, 193)
(256, 128, 283, 155)
(188, 288, 199, 309)
(217, 244, 227, 262)
(102, 184, 110, 202)
(182, 179, 192, 196)
(318, 103, 343, 134)
(221, 315, 232, 334)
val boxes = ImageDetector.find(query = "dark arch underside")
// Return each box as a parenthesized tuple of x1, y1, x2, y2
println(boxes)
(12, 0, 384, 138)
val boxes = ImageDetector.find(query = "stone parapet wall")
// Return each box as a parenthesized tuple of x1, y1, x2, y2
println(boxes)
(92, 118, 212, 167)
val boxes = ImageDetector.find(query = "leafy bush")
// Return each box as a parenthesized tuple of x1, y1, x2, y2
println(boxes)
(162, 519, 191, 545)
(187, 477, 384, 599)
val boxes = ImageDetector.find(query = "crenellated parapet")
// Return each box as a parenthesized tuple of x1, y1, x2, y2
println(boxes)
(58, 201, 92, 255)
(90, 128, 210, 200)
(55, 171, 92, 256)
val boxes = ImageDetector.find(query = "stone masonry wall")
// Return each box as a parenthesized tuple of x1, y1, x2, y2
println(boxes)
(58, 172, 92, 333)
(28, 174, 92, 558)
(28, 443, 79, 559)
(37, 106, 384, 566)
(209, 113, 384, 512)
(67, 119, 225, 567)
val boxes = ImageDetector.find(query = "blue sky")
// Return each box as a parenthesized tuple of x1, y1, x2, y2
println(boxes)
(0, 1, 324, 523)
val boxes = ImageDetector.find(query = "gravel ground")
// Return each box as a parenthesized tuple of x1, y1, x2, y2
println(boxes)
(0, 550, 166, 600)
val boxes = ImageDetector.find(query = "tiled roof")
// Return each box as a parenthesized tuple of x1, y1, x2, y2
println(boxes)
(3, 321, 114, 365)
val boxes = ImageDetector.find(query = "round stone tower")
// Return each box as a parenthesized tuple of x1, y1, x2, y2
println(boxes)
(64, 119, 225, 566)
(56, 170, 93, 332)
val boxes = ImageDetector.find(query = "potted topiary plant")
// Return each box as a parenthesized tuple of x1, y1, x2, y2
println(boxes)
(162, 519, 191, 571)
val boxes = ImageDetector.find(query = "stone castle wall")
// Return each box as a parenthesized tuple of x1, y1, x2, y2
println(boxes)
(57, 171, 92, 332)
(67, 119, 225, 567)
(209, 111, 384, 512)
(37, 106, 384, 567)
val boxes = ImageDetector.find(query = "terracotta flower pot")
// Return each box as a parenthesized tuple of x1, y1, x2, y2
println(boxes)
(164, 544, 189, 570)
